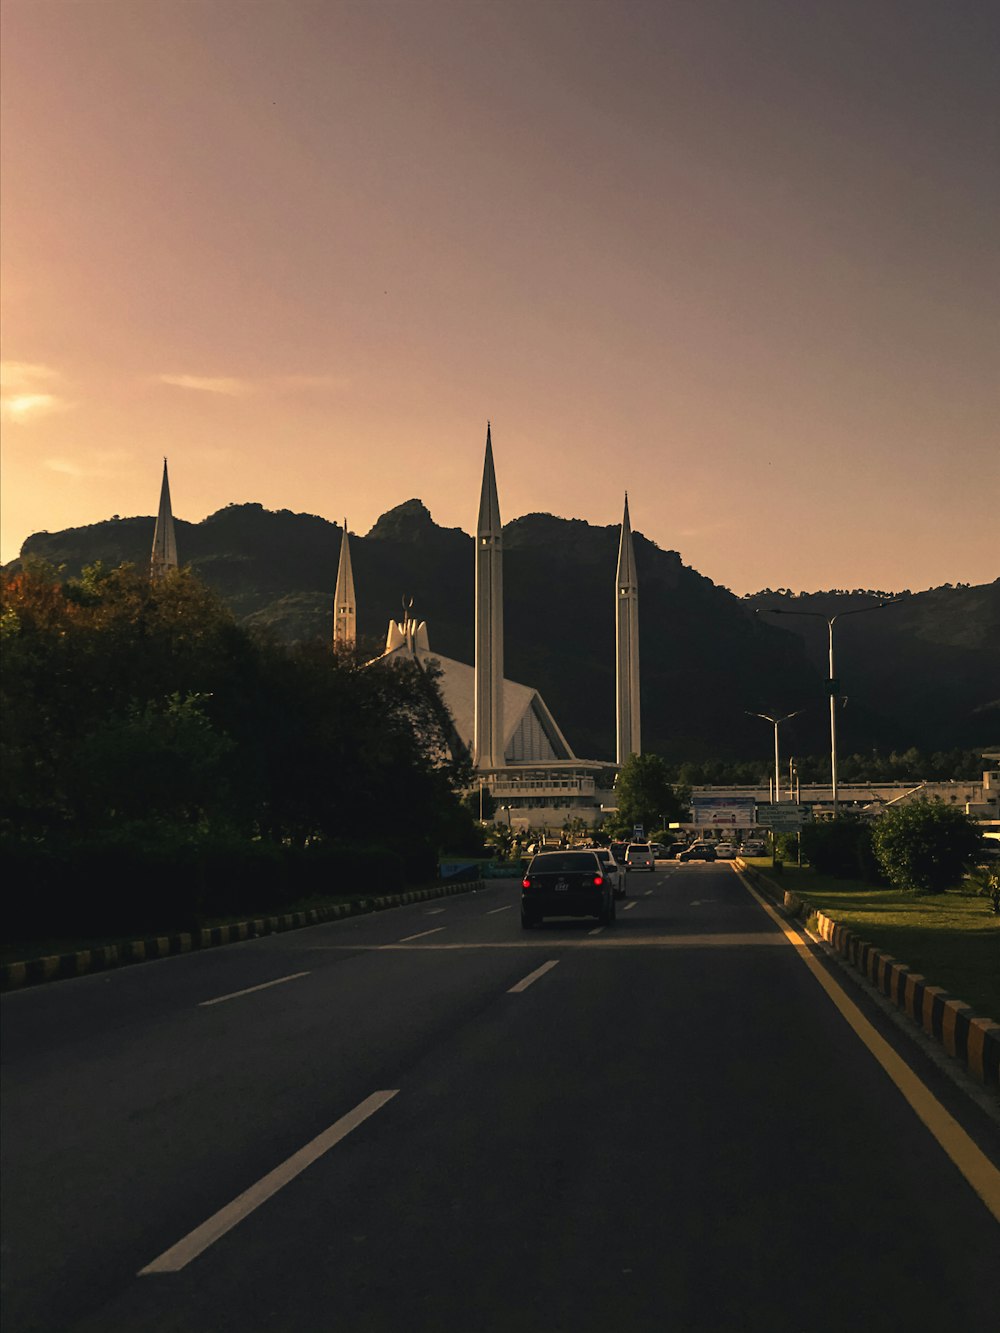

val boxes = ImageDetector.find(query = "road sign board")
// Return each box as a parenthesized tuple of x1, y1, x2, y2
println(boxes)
(691, 796, 756, 826)
(755, 804, 811, 829)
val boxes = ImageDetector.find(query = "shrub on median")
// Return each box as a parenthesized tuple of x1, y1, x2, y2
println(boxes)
(800, 817, 885, 883)
(1, 827, 413, 945)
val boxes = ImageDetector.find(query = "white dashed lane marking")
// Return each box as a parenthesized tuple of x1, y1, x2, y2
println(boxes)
(623, 902, 637, 911)
(487, 905, 512, 915)
(199, 972, 310, 1008)
(139, 1091, 399, 1273)
(508, 960, 559, 993)
(397, 927, 446, 943)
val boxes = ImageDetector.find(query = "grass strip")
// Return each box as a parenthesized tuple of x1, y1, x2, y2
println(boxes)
(745, 860, 1000, 1021)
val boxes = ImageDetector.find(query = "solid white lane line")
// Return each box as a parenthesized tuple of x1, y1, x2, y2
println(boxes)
(588, 926, 604, 936)
(199, 972, 310, 1008)
(398, 927, 446, 943)
(487, 905, 512, 915)
(624, 902, 637, 911)
(139, 1091, 399, 1274)
(508, 960, 559, 993)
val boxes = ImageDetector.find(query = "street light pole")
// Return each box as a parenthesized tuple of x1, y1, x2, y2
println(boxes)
(746, 710, 804, 804)
(760, 601, 896, 817)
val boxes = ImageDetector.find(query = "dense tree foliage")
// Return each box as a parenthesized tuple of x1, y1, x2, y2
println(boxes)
(1, 562, 479, 937)
(870, 802, 984, 894)
(664, 748, 987, 787)
(613, 753, 688, 835)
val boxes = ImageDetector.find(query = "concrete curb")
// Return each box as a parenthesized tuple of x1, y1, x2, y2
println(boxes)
(0, 879, 487, 994)
(735, 859, 1000, 1087)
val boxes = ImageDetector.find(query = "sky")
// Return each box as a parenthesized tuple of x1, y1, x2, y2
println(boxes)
(2, 0, 997, 593)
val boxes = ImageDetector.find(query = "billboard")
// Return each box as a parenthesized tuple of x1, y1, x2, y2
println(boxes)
(690, 796, 757, 827)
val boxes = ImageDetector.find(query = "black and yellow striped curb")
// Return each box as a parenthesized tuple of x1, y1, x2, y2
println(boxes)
(0, 879, 487, 994)
(736, 859, 1000, 1087)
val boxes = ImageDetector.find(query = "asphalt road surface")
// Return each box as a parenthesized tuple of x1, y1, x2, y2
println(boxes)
(3, 861, 999, 1332)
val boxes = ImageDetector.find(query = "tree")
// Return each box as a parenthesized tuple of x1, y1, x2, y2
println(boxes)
(871, 801, 983, 894)
(614, 753, 687, 834)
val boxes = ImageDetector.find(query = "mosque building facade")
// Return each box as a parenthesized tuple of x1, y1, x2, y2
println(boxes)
(148, 431, 642, 829)
(353, 425, 641, 829)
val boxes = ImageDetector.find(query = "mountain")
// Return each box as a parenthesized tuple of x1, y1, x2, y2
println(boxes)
(13, 504, 998, 763)
(742, 585, 1000, 755)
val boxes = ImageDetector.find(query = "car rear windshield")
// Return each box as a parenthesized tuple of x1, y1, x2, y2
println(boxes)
(529, 852, 600, 873)
(627, 844, 650, 853)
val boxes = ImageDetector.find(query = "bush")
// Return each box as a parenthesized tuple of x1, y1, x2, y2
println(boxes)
(1, 827, 416, 946)
(800, 818, 884, 883)
(871, 801, 983, 894)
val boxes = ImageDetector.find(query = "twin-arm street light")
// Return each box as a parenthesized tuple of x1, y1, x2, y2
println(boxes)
(760, 601, 896, 816)
(745, 710, 804, 804)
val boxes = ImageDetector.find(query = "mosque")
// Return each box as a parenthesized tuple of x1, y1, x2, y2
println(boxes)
(149, 428, 643, 829)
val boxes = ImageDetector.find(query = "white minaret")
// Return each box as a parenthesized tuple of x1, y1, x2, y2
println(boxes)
(474, 423, 505, 769)
(150, 457, 178, 580)
(333, 520, 357, 648)
(616, 492, 641, 763)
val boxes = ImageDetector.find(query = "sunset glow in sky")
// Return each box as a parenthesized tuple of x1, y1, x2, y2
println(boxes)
(2, 0, 997, 592)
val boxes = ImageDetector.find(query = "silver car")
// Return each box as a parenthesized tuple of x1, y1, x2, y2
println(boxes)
(592, 846, 626, 899)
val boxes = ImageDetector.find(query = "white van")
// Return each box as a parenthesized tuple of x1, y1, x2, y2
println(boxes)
(625, 842, 654, 872)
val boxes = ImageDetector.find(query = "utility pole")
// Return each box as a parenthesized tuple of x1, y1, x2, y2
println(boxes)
(759, 601, 897, 816)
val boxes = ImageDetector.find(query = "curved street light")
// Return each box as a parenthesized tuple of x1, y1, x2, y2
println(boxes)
(745, 710, 804, 804)
(759, 601, 896, 816)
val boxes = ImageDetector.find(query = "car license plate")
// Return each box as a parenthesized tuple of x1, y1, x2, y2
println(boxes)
(555, 878, 569, 891)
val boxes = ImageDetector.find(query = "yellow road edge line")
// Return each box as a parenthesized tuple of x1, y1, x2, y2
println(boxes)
(736, 869, 1000, 1225)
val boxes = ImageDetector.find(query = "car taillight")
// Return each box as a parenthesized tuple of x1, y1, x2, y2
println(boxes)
(522, 878, 531, 890)
(593, 875, 604, 887)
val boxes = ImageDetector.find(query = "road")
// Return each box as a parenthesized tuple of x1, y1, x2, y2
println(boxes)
(2, 861, 999, 1331)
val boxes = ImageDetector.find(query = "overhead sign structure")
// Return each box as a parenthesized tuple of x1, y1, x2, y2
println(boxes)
(691, 796, 756, 827)
(756, 804, 812, 830)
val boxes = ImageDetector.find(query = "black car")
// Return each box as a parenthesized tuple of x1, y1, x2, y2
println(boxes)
(678, 842, 717, 862)
(521, 850, 616, 928)
(609, 841, 627, 864)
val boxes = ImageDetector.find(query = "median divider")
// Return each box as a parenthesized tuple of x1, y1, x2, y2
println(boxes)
(0, 878, 487, 993)
(735, 858, 1000, 1088)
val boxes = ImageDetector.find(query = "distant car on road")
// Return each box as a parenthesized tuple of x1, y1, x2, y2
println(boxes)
(714, 842, 736, 859)
(739, 839, 767, 857)
(666, 841, 688, 858)
(625, 842, 655, 872)
(678, 842, 717, 862)
(610, 841, 627, 864)
(521, 850, 616, 927)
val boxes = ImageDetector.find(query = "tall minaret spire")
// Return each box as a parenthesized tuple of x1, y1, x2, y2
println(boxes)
(150, 457, 178, 580)
(474, 422, 505, 769)
(615, 492, 641, 764)
(333, 519, 357, 648)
